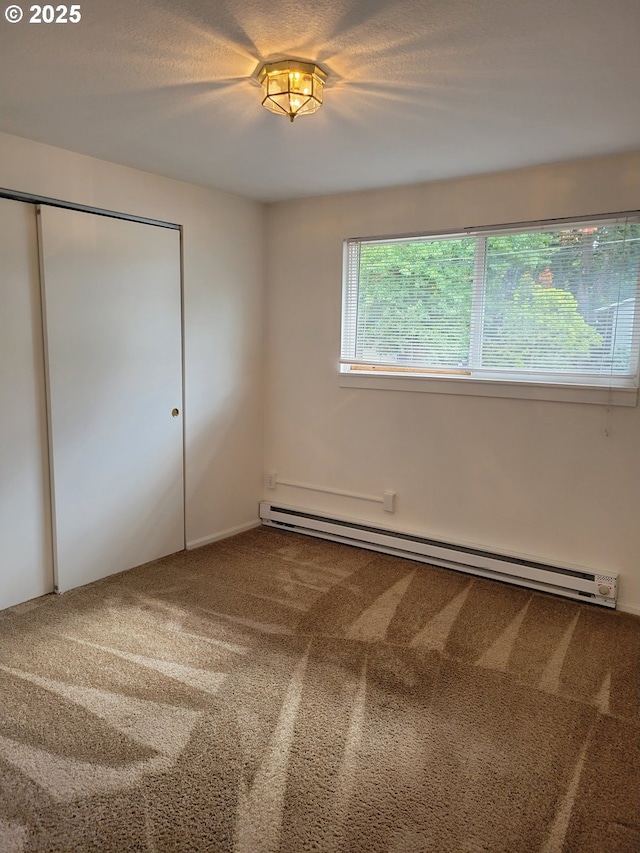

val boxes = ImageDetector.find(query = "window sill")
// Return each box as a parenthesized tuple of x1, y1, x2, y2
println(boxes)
(338, 371, 639, 406)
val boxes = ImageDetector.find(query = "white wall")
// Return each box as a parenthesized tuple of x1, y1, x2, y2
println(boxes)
(3, 135, 639, 613)
(264, 152, 640, 613)
(0, 132, 265, 550)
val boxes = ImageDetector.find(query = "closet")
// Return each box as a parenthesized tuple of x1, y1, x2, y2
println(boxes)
(0, 197, 184, 609)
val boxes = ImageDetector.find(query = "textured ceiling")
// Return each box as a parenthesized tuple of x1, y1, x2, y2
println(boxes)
(1, 0, 639, 201)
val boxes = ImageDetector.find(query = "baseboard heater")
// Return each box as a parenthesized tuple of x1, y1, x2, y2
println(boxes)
(259, 502, 617, 608)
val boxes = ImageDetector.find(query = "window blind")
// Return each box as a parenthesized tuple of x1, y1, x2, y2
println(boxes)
(341, 214, 640, 389)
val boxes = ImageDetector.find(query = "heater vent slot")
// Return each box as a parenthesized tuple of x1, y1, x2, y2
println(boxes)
(259, 502, 617, 608)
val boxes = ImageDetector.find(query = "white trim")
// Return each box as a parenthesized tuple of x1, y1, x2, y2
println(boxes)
(617, 602, 640, 616)
(186, 520, 261, 550)
(339, 371, 638, 406)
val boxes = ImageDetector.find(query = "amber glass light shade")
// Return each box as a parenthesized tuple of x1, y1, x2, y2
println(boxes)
(258, 61, 327, 122)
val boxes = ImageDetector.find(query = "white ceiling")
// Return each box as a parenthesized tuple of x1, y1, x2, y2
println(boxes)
(1, 0, 639, 202)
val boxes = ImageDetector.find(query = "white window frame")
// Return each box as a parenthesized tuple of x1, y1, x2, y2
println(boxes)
(340, 212, 640, 406)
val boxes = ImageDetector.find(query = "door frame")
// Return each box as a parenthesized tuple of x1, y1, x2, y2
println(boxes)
(1, 187, 187, 593)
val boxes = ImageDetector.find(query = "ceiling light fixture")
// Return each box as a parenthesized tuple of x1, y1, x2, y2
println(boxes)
(257, 60, 327, 122)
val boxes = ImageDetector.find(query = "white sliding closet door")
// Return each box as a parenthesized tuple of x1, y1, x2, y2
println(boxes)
(39, 205, 184, 593)
(0, 199, 54, 608)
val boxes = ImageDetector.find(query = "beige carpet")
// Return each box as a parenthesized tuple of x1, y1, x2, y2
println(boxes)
(0, 527, 638, 852)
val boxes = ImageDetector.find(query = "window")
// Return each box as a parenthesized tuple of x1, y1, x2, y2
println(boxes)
(341, 214, 640, 404)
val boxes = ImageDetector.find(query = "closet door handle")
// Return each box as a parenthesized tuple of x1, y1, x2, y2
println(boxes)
(172, 408, 180, 417)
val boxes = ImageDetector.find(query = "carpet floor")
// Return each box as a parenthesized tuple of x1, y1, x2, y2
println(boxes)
(0, 527, 638, 852)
